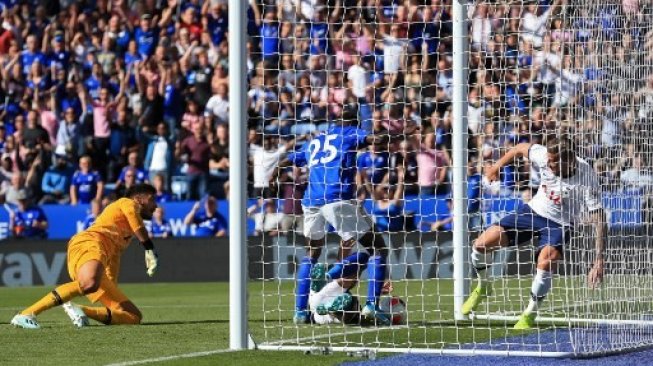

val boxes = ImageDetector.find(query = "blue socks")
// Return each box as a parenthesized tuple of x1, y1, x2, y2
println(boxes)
(366, 255, 386, 306)
(295, 257, 316, 311)
(327, 252, 370, 281)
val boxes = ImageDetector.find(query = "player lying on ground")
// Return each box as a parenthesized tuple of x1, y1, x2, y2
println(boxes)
(308, 252, 369, 325)
(11, 184, 159, 329)
(282, 104, 418, 325)
(309, 252, 398, 325)
(461, 137, 606, 329)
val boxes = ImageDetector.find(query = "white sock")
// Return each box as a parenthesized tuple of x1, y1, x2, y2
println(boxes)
(470, 247, 493, 289)
(524, 269, 552, 315)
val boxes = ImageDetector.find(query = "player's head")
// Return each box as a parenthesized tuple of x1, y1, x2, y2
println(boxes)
(546, 136, 577, 178)
(126, 183, 157, 220)
(339, 103, 359, 127)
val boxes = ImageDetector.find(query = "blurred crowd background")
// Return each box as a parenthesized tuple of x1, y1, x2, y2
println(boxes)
(0, 0, 652, 238)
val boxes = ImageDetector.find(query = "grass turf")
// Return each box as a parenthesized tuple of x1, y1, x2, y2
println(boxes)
(1, 278, 643, 365)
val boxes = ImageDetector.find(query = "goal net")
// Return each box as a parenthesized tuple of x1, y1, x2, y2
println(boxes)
(246, 0, 653, 357)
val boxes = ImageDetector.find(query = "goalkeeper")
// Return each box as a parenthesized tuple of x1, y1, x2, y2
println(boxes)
(11, 184, 160, 329)
(461, 137, 606, 329)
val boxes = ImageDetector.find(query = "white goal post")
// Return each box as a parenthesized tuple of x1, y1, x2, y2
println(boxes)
(231, 0, 653, 358)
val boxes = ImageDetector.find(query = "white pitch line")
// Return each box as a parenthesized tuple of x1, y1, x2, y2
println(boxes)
(104, 349, 235, 366)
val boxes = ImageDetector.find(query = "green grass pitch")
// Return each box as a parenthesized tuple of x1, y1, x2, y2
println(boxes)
(2, 278, 631, 365)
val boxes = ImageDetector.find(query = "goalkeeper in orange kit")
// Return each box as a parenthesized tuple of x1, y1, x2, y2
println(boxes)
(10, 184, 159, 329)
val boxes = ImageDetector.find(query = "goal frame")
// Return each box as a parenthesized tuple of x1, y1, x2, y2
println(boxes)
(228, 0, 652, 358)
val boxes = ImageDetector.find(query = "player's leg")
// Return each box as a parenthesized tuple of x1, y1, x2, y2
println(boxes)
(514, 224, 566, 329)
(11, 259, 102, 329)
(463, 205, 539, 316)
(320, 251, 370, 284)
(325, 200, 390, 324)
(470, 225, 510, 289)
(295, 206, 325, 323)
(460, 225, 509, 315)
(79, 276, 142, 325)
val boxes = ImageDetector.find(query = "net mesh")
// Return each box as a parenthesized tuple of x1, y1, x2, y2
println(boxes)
(247, 0, 653, 356)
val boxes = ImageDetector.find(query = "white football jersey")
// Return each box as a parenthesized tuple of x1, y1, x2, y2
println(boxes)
(527, 144, 602, 226)
(309, 281, 347, 325)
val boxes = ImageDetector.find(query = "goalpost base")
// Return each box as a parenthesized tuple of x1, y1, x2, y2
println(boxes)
(256, 344, 575, 357)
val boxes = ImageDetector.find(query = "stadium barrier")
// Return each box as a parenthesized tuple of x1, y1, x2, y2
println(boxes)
(2, 230, 646, 287)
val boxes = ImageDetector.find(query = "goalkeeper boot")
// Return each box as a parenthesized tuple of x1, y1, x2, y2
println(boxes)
(461, 285, 492, 316)
(310, 263, 328, 293)
(361, 303, 391, 326)
(316, 293, 354, 316)
(293, 310, 310, 325)
(62, 302, 89, 328)
(10, 314, 41, 329)
(514, 312, 537, 330)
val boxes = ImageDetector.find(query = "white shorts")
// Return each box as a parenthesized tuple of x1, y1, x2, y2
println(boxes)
(302, 200, 373, 241)
(309, 281, 346, 325)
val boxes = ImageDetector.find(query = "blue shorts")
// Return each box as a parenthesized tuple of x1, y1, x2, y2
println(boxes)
(496, 205, 570, 252)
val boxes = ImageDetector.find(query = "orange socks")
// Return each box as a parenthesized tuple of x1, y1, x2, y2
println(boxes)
(21, 281, 84, 316)
(81, 306, 141, 325)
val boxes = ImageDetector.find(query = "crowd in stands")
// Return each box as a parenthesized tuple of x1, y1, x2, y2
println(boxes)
(0, 0, 651, 238)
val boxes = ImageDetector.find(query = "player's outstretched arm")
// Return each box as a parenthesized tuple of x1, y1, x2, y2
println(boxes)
(486, 142, 532, 181)
(588, 209, 607, 289)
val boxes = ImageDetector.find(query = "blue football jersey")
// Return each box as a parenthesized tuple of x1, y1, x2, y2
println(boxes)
(288, 125, 369, 207)
(14, 206, 47, 238)
(72, 170, 103, 204)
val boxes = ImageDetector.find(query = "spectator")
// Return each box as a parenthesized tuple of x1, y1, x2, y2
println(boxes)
(115, 167, 138, 198)
(247, 199, 285, 236)
(82, 199, 102, 230)
(23, 109, 51, 152)
(116, 151, 148, 190)
(357, 142, 390, 191)
(5, 173, 26, 206)
(429, 199, 453, 231)
(176, 123, 211, 200)
(279, 166, 306, 234)
(10, 189, 48, 239)
(183, 195, 227, 237)
(40, 153, 73, 204)
(55, 107, 84, 160)
(149, 207, 172, 238)
(144, 123, 173, 187)
(416, 129, 450, 196)
(70, 155, 104, 205)
(205, 83, 229, 125)
(371, 167, 410, 232)
(250, 135, 296, 198)
(389, 140, 419, 195)
(621, 153, 653, 187)
(209, 141, 229, 199)
(152, 173, 172, 204)
(107, 109, 138, 183)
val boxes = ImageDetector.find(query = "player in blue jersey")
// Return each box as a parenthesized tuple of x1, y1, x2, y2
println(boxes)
(70, 156, 105, 205)
(284, 105, 418, 325)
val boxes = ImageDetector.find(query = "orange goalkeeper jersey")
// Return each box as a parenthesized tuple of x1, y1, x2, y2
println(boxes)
(71, 198, 145, 258)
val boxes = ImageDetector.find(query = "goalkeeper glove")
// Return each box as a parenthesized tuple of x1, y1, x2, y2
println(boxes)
(144, 249, 158, 277)
(141, 239, 158, 277)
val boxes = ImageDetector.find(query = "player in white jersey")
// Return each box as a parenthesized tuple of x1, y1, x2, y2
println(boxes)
(308, 252, 394, 325)
(309, 276, 361, 325)
(461, 137, 607, 329)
